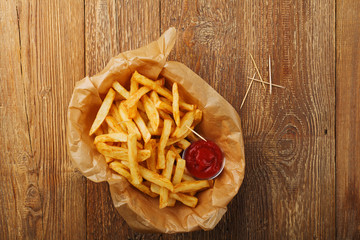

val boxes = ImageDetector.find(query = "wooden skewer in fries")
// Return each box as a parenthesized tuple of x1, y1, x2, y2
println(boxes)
(185, 125, 206, 142)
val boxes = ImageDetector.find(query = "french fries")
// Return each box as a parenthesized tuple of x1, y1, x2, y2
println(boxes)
(172, 83, 180, 126)
(159, 149, 176, 208)
(89, 88, 116, 135)
(95, 142, 150, 161)
(90, 71, 210, 208)
(94, 132, 127, 144)
(157, 119, 172, 169)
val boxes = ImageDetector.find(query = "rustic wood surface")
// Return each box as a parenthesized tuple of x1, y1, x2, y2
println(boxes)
(336, 1, 360, 239)
(0, 0, 358, 239)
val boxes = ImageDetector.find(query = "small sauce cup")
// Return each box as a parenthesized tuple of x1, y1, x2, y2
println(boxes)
(182, 139, 225, 180)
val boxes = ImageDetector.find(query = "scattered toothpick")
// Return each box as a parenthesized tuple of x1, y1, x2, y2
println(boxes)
(249, 52, 266, 89)
(269, 55, 272, 94)
(247, 76, 285, 89)
(240, 73, 257, 109)
(186, 126, 207, 141)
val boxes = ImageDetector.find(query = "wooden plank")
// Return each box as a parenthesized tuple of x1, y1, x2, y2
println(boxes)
(0, 1, 34, 238)
(84, 1, 160, 238)
(0, 0, 86, 239)
(336, 1, 360, 239)
(162, 0, 335, 239)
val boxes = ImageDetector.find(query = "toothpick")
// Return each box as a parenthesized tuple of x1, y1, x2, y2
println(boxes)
(269, 55, 272, 94)
(247, 77, 285, 89)
(186, 126, 207, 141)
(249, 52, 266, 89)
(241, 73, 256, 109)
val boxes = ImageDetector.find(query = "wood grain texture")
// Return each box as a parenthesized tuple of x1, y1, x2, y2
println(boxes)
(336, 1, 360, 239)
(3, 0, 360, 239)
(0, 0, 86, 239)
(161, 0, 335, 239)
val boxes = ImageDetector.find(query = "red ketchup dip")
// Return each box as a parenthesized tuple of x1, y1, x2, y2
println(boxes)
(184, 140, 223, 179)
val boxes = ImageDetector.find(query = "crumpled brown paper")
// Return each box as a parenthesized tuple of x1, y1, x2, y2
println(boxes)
(67, 27, 245, 233)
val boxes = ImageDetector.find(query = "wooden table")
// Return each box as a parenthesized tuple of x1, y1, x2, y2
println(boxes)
(1, 0, 359, 239)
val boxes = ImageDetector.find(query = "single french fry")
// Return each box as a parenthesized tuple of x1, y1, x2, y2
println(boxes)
(151, 184, 197, 207)
(182, 173, 196, 182)
(95, 142, 150, 161)
(128, 133, 142, 184)
(174, 180, 210, 193)
(94, 126, 104, 136)
(124, 86, 151, 118)
(130, 75, 139, 94)
(159, 187, 169, 208)
(181, 172, 196, 196)
(112, 81, 130, 99)
(109, 161, 157, 197)
(131, 184, 157, 198)
(141, 94, 160, 132)
(193, 109, 203, 127)
(155, 78, 165, 86)
(169, 192, 198, 208)
(159, 150, 176, 207)
(162, 149, 176, 179)
(144, 139, 157, 172)
(133, 110, 151, 143)
(112, 160, 129, 170)
(109, 161, 131, 178)
(167, 198, 176, 207)
(94, 133, 127, 144)
(132, 71, 194, 111)
(105, 116, 126, 133)
(127, 79, 139, 119)
(172, 83, 181, 126)
(172, 111, 195, 138)
(157, 119, 172, 169)
(119, 103, 142, 140)
(150, 183, 161, 194)
(176, 139, 191, 150)
(89, 88, 116, 135)
(166, 137, 181, 146)
(105, 156, 113, 163)
(150, 90, 161, 106)
(121, 161, 174, 191)
(107, 125, 115, 133)
(173, 158, 186, 185)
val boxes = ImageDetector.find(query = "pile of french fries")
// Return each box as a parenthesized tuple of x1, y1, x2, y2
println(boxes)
(89, 71, 212, 208)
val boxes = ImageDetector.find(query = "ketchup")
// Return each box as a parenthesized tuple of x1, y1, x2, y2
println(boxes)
(184, 140, 223, 179)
